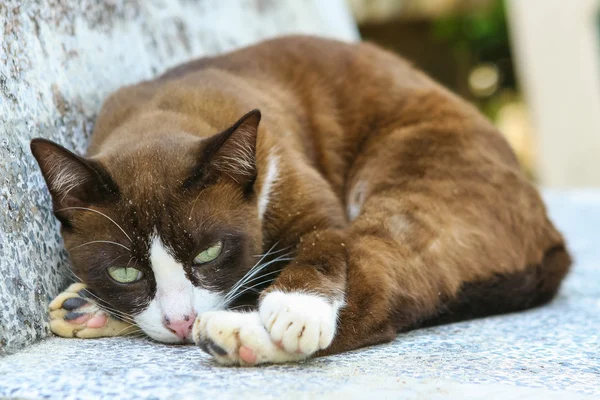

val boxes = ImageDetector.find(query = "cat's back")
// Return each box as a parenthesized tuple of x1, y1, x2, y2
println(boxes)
(157, 35, 436, 104)
(158, 36, 409, 82)
(89, 36, 429, 151)
(150, 35, 455, 142)
(103, 35, 434, 114)
(90, 35, 496, 165)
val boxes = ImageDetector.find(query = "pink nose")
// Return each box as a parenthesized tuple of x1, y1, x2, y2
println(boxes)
(164, 314, 196, 339)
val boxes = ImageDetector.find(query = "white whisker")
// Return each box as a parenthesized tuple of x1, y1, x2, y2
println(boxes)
(237, 268, 285, 288)
(55, 207, 132, 243)
(225, 277, 279, 305)
(66, 289, 137, 324)
(115, 324, 141, 337)
(251, 245, 293, 258)
(228, 304, 254, 311)
(68, 240, 130, 252)
(64, 269, 138, 323)
(223, 247, 294, 306)
(224, 252, 291, 303)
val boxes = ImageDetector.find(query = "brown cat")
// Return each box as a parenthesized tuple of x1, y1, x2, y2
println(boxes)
(31, 35, 570, 365)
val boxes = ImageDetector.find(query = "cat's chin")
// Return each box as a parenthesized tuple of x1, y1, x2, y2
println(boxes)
(157, 337, 195, 345)
(140, 328, 192, 344)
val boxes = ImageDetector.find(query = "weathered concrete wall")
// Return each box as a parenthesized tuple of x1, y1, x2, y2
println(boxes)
(0, 0, 358, 355)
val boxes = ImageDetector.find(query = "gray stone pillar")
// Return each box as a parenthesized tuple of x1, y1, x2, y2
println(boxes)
(0, 0, 358, 355)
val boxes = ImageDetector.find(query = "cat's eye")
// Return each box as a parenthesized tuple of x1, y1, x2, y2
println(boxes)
(108, 266, 143, 283)
(194, 241, 223, 264)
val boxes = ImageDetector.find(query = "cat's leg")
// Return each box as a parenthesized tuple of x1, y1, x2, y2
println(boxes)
(256, 229, 347, 357)
(49, 283, 134, 338)
(192, 228, 348, 365)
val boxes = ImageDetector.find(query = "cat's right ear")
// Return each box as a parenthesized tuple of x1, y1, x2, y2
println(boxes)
(30, 138, 118, 211)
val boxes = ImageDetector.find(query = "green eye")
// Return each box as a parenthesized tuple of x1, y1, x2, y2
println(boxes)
(194, 241, 223, 264)
(108, 266, 143, 283)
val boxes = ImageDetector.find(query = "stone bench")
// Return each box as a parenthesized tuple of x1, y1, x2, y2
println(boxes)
(1, 2, 597, 398)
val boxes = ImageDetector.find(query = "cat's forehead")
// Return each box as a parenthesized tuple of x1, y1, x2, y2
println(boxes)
(106, 139, 198, 183)
(94, 145, 249, 234)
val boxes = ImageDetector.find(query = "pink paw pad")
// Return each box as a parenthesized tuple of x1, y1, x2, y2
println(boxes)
(239, 346, 257, 364)
(86, 314, 108, 329)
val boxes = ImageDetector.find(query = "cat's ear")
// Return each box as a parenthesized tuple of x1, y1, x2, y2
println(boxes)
(30, 138, 118, 211)
(201, 109, 261, 186)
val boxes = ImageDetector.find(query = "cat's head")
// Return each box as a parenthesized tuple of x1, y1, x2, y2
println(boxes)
(31, 110, 277, 343)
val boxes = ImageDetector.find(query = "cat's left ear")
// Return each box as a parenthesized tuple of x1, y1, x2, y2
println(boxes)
(201, 109, 261, 186)
(30, 138, 118, 210)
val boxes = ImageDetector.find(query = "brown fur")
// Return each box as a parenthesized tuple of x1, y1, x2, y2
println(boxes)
(31, 35, 570, 355)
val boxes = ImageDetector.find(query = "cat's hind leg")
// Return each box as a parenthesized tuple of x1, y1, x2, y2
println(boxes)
(321, 125, 570, 355)
(49, 283, 134, 338)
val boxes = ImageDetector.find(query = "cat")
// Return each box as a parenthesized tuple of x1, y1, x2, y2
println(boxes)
(31, 35, 570, 365)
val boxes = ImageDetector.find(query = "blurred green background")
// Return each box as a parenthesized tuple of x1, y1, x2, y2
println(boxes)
(347, 0, 579, 182)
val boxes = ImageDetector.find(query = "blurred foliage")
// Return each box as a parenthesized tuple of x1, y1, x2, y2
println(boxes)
(431, 0, 515, 93)
(432, 1, 508, 50)
(432, 0, 520, 124)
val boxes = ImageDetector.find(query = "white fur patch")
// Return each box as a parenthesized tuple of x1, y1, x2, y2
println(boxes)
(134, 235, 223, 343)
(257, 152, 279, 220)
(259, 291, 343, 355)
(386, 214, 412, 240)
(347, 180, 367, 221)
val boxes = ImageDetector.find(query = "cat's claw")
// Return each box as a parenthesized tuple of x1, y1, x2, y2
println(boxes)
(259, 291, 338, 355)
(192, 311, 306, 366)
(48, 283, 132, 338)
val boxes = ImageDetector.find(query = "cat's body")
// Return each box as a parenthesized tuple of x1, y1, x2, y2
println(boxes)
(32, 36, 570, 365)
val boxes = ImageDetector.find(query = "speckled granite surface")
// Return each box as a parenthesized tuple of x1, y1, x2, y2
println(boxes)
(0, 191, 598, 399)
(0, 0, 357, 355)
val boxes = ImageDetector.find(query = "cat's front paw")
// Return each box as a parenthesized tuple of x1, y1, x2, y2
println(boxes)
(49, 283, 133, 338)
(259, 291, 340, 355)
(192, 311, 305, 366)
